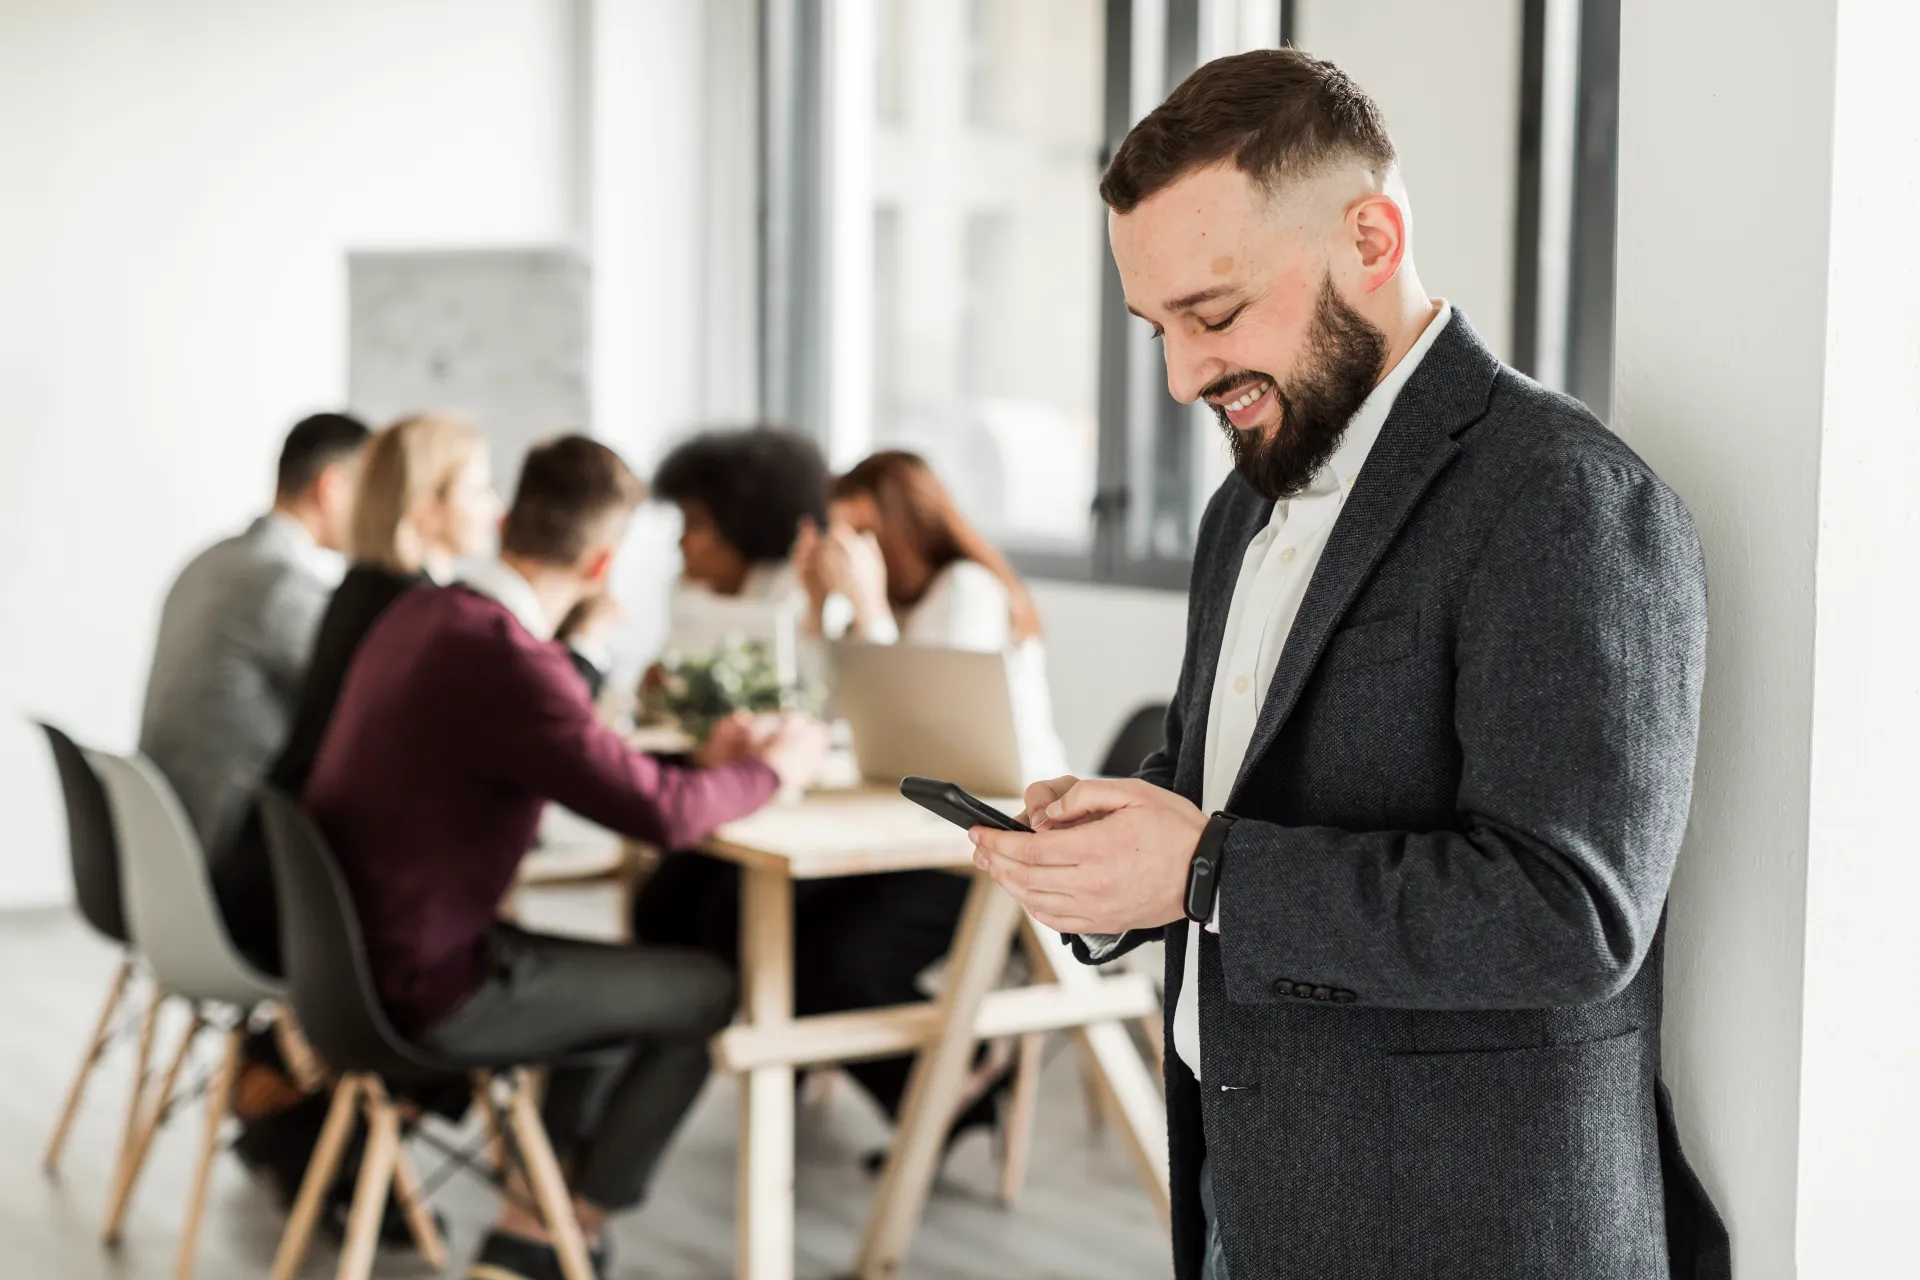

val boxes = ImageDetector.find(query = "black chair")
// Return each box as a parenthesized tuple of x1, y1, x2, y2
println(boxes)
(34, 720, 153, 1182)
(256, 789, 602, 1280)
(1097, 703, 1170, 778)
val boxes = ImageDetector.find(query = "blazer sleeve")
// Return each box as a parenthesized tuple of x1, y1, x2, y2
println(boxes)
(1216, 456, 1708, 1010)
(476, 638, 779, 851)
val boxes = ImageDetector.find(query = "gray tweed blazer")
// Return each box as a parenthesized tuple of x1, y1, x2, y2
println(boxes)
(138, 515, 331, 857)
(1077, 313, 1729, 1280)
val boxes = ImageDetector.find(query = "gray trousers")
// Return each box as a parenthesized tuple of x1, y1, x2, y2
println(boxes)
(1200, 1158, 1230, 1280)
(419, 924, 735, 1210)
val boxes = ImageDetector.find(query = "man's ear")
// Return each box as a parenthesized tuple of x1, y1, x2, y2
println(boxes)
(1349, 193, 1408, 293)
(581, 545, 616, 585)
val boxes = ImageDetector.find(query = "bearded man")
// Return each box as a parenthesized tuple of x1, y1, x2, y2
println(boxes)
(971, 49, 1728, 1280)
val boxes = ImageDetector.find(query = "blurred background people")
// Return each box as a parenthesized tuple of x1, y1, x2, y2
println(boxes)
(306, 434, 825, 1278)
(138, 411, 370, 859)
(800, 449, 1069, 779)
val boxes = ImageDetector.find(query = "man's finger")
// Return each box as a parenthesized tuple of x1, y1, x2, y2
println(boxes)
(976, 853, 1080, 897)
(1022, 775, 1078, 829)
(970, 826, 1084, 867)
(1044, 777, 1151, 826)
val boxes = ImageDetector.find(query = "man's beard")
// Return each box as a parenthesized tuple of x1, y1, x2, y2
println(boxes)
(1205, 277, 1388, 502)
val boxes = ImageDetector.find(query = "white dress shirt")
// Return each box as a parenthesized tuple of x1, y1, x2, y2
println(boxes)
(459, 558, 556, 640)
(266, 511, 347, 588)
(1171, 301, 1452, 1080)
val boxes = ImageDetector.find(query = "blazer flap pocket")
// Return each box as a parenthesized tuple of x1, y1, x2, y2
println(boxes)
(1320, 609, 1419, 674)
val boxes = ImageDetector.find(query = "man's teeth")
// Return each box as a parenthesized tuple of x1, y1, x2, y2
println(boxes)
(1223, 381, 1271, 413)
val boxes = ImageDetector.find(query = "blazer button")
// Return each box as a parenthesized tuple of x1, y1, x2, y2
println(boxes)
(1312, 985, 1332, 1002)
(1331, 989, 1357, 1004)
(1271, 979, 1295, 998)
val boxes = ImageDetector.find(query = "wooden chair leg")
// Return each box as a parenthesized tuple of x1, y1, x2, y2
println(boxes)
(101, 983, 165, 1246)
(473, 1072, 508, 1176)
(172, 1026, 243, 1279)
(506, 1068, 596, 1280)
(361, 1079, 447, 1269)
(269, 1076, 364, 1280)
(104, 1008, 207, 1242)
(43, 954, 135, 1176)
(997, 1032, 1046, 1207)
(335, 1086, 403, 1280)
(1079, 1055, 1109, 1132)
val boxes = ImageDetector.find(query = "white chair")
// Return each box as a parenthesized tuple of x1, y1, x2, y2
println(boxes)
(86, 749, 288, 1278)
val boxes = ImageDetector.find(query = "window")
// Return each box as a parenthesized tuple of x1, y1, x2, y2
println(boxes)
(867, 0, 1106, 552)
(759, 1, 1615, 587)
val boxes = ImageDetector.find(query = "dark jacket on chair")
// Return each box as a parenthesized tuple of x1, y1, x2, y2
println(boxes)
(213, 564, 425, 970)
(1075, 313, 1729, 1280)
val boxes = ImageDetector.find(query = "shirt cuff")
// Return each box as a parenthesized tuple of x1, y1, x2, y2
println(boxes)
(1205, 890, 1220, 934)
(1083, 932, 1123, 960)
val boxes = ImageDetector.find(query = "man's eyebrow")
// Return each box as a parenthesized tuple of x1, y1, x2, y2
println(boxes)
(1127, 285, 1242, 322)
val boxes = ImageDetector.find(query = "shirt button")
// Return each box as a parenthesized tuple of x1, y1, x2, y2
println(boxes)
(1279, 547, 1297, 565)
(1233, 675, 1250, 695)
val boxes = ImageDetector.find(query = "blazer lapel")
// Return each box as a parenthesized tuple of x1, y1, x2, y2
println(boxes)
(1228, 312, 1500, 805)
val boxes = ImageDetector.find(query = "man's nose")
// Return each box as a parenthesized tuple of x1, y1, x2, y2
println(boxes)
(1162, 333, 1215, 405)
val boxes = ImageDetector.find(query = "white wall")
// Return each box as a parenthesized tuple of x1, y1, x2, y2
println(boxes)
(1795, 2, 1920, 1274)
(1031, 581, 1188, 774)
(0, 0, 575, 905)
(1617, 0, 1920, 1275)
(1292, 0, 1522, 361)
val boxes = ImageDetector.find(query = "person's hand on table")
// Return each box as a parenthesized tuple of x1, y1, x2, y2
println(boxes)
(694, 710, 765, 768)
(754, 715, 832, 791)
(972, 777, 1207, 934)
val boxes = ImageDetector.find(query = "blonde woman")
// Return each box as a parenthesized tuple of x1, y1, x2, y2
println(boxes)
(216, 413, 494, 965)
(214, 412, 498, 1227)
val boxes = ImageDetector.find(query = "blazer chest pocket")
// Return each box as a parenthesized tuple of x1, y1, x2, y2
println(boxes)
(1385, 1029, 1661, 1279)
(1319, 609, 1419, 675)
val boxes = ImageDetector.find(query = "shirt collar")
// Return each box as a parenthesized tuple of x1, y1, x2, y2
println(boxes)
(459, 558, 555, 640)
(1321, 299, 1453, 494)
(263, 512, 346, 587)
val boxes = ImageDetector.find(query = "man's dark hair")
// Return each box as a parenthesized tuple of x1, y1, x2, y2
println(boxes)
(1100, 49, 1395, 214)
(652, 426, 829, 563)
(276, 412, 371, 497)
(501, 434, 645, 565)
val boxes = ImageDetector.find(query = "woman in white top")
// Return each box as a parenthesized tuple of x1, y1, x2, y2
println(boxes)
(796, 449, 1069, 779)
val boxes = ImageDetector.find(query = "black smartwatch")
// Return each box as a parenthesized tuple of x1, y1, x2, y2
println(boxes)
(1184, 812, 1238, 923)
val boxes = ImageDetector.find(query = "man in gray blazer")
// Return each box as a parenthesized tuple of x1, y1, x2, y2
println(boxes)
(972, 51, 1729, 1279)
(139, 413, 369, 859)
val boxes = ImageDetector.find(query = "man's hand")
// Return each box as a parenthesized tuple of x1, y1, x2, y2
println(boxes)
(1019, 776, 1079, 829)
(971, 777, 1207, 934)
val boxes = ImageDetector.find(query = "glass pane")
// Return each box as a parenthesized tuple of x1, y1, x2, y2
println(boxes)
(870, 0, 1106, 550)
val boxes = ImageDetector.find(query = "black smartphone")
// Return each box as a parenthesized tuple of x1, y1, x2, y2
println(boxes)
(899, 775, 1031, 833)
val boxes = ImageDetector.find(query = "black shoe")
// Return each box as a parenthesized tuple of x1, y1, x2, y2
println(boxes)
(465, 1229, 610, 1280)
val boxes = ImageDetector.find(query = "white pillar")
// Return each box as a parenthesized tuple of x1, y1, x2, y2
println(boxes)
(1616, 1, 1920, 1275)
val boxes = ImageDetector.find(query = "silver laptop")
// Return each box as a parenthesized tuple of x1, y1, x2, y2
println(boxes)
(831, 641, 1024, 797)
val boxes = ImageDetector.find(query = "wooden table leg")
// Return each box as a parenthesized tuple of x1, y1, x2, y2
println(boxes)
(736, 864, 795, 1280)
(1021, 917, 1171, 1228)
(857, 876, 1023, 1280)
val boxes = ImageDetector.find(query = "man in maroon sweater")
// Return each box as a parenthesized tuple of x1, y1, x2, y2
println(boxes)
(306, 435, 824, 1280)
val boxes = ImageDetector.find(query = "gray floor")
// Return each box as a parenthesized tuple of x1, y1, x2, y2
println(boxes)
(0, 887, 1169, 1279)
